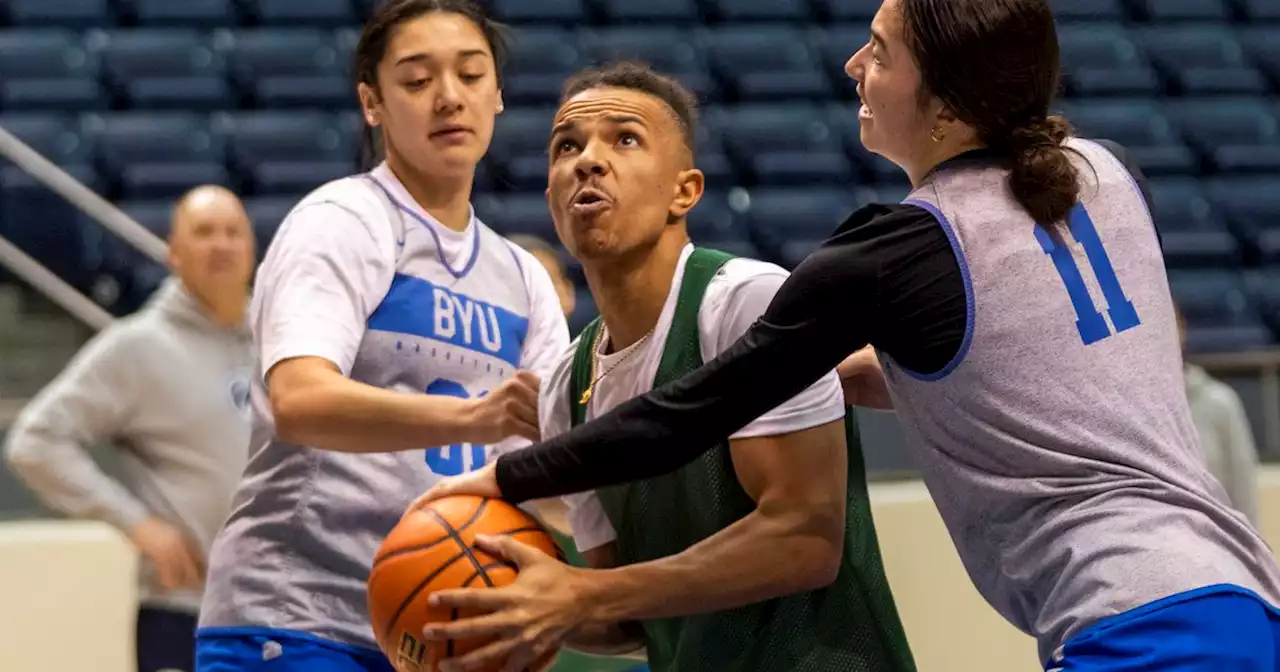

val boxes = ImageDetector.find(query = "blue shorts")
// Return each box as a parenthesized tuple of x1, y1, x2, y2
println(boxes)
(195, 627, 395, 672)
(1047, 584, 1280, 671)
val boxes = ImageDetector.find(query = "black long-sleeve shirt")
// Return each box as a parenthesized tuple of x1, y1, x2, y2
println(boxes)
(495, 143, 1153, 503)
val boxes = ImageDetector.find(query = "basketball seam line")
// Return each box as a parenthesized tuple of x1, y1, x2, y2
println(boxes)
(381, 548, 469, 643)
(375, 498, 493, 565)
(426, 507, 493, 586)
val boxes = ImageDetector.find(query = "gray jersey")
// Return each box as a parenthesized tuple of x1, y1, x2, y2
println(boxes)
(198, 164, 569, 651)
(881, 138, 1280, 663)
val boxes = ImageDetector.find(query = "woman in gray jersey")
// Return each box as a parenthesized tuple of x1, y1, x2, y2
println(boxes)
(420, 0, 1280, 670)
(194, 1, 569, 671)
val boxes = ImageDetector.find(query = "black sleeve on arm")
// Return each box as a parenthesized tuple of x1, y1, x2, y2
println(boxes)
(495, 204, 959, 503)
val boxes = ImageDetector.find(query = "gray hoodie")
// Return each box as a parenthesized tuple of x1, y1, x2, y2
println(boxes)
(1184, 363, 1261, 526)
(4, 277, 253, 613)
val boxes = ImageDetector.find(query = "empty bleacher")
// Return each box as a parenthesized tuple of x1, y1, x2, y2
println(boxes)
(1, 0, 1279, 347)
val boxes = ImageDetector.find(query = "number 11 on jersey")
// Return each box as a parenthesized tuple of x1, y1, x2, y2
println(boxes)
(1034, 204, 1141, 345)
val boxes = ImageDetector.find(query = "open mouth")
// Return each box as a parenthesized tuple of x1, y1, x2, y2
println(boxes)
(570, 187, 612, 215)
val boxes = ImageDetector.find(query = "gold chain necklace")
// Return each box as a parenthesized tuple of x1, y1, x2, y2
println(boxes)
(579, 324, 655, 405)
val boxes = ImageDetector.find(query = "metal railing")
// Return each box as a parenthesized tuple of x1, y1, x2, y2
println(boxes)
(0, 122, 168, 332)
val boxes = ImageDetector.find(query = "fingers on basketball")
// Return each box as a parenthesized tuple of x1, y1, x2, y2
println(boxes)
(368, 495, 563, 672)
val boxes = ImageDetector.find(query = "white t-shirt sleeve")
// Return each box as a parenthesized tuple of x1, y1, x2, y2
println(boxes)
(700, 261, 846, 439)
(253, 198, 397, 379)
(526, 347, 617, 553)
(486, 244, 572, 462)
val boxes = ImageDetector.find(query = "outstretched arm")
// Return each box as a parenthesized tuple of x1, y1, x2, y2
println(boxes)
(493, 210, 883, 502)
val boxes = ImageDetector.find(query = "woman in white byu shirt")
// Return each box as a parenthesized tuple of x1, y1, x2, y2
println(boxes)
(194, 2, 569, 670)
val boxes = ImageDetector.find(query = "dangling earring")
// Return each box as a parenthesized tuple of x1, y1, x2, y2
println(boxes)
(930, 126, 944, 143)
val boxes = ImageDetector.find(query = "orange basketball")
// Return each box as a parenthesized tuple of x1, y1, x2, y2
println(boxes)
(368, 495, 564, 672)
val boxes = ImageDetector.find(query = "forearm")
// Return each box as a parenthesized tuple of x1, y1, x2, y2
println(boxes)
(4, 423, 149, 532)
(581, 505, 842, 622)
(272, 370, 480, 453)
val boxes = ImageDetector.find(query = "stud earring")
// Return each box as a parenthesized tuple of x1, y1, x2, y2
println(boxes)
(930, 126, 944, 143)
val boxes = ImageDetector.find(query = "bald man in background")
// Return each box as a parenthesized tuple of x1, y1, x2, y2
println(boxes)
(5, 185, 257, 672)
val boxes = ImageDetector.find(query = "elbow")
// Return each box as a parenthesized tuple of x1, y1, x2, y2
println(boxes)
(770, 504, 846, 592)
(270, 386, 315, 445)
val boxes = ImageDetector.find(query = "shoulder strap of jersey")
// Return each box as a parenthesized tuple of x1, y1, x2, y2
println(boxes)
(568, 319, 603, 428)
(653, 247, 736, 387)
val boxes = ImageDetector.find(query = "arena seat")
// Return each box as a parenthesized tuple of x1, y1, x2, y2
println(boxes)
(1206, 177, 1280, 263)
(715, 104, 851, 186)
(1147, 178, 1241, 268)
(598, 0, 700, 23)
(742, 186, 856, 266)
(503, 28, 583, 106)
(87, 29, 232, 111)
(251, 0, 357, 27)
(578, 28, 717, 102)
(822, 0, 881, 22)
(1137, 0, 1233, 22)
(5, 0, 112, 28)
(1135, 26, 1266, 96)
(490, 106, 557, 192)
(214, 111, 355, 196)
(810, 25, 868, 99)
(1240, 0, 1280, 21)
(128, 0, 239, 27)
(216, 28, 353, 109)
(1168, 99, 1280, 174)
(700, 26, 831, 102)
(0, 30, 103, 112)
(86, 112, 229, 199)
(490, 0, 586, 26)
(1057, 25, 1162, 97)
(1059, 100, 1197, 176)
(712, 0, 811, 22)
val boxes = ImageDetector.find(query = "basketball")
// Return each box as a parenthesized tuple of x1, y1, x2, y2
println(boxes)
(368, 495, 564, 672)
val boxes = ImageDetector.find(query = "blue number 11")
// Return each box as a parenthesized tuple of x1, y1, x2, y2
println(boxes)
(1033, 204, 1141, 345)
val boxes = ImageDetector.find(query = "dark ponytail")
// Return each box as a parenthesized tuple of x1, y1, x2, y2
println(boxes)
(352, 0, 509, 171)
(900, 0, 1079, 223)
(1003, 115, 1079, 225)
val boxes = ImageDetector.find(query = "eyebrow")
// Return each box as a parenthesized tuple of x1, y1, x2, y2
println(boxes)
(550, 114, 648, 136)
(394, 49, 489, 67)
(869, 28, 886, 49)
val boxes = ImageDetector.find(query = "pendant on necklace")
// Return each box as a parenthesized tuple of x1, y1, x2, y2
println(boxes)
(579, 387, 593, 405)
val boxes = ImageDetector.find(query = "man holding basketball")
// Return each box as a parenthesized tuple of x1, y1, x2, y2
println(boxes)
(415, 62, 916, 672)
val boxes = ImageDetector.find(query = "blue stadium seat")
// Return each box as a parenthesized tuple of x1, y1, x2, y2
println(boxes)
(693, 121, 736, 186)
(474, 193, 556, 239)
(243, 195, 299, 250)
(1245, 268, 1280, 336)
(0, 114, 92, 165)
(1135, 27, 1266, 95)
(1240, 0, 1280, 20)
(1206, 177, 1280, 263)
(578, 29, 717, 102)
(1166, 99, 1280, 174)
(1239, 28, 1280, 82)
(1053, 0, 1127, 22)
(491, 106, 556, 191)
(1057, 25, 1161, 97)
(213, 112, 355, 196)
(216, 29, 353, 109)
(1058, 100, 1196, 176)
(598, 0, 700, 22)
(129, 0, 238, 27)
(1167, 270, 1274, 352)
(1137, 0, 1232, 21)
(741, 187, 855, 266)
(712, 0, 810, 22)
(251, 0, 357, 27)
(568, 286, 597, 336)
(6, 0, 112, 28)
(84, 112, 229, 199)
(1146, 178, 1240, 268)
(0, 162, 101, 290)
(0, 31, 103, 111)
(714, 105, 852, 185)
(86, 30, 232, 111)
(503, 29, 583, 105)
(700, 27, 831, 102)
(687, 191, 750, 249)
(490, 0, 586, 25)
(810, 25, 868, 99)
(823, 0, 880, 21)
